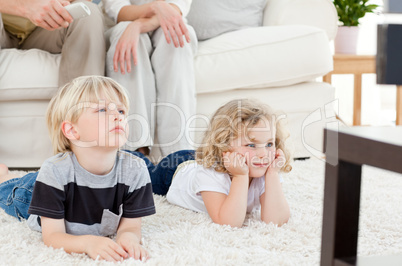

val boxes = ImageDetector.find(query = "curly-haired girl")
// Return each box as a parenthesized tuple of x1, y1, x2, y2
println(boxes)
(134, 99, 292, 228)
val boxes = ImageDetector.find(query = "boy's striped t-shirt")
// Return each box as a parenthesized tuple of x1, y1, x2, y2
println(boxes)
(27, 151, 155, 236)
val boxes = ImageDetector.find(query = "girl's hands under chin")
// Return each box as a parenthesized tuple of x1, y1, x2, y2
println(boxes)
(267, 149, 286, 173)
(223, 152, 249, 176)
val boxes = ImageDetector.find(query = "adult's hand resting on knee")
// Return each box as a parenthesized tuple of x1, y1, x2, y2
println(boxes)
(113, 17, 160, 74)
(113, 21, 141, 74)
(150, 1, 191, 47)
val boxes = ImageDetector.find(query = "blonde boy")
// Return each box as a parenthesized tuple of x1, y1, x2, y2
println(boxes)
(0, 76, 155, 262)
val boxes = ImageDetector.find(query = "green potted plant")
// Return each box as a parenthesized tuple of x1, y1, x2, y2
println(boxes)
(333, 0, 379, 54)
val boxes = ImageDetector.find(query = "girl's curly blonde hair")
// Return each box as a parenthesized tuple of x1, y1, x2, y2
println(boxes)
(196, 99, 292, 173)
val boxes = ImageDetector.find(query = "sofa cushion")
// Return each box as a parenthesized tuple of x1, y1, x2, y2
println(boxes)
(0, 48, 60, 101)
(0, 25, 333, 100)
(187, 0, 267, 41)
(194, 25, 333, 94)
(0, 100, 53, 168)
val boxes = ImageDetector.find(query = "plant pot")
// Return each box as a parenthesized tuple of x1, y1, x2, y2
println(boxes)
(334, 26, 360, 54)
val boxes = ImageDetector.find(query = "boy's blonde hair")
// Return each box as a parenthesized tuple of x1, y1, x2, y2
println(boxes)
(196, 99, 292, 173)
(46, 76, 130, 154)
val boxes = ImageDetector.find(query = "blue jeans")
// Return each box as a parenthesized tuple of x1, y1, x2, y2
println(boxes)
(126, 150, 195, 195)
(0, 172, 38, 220)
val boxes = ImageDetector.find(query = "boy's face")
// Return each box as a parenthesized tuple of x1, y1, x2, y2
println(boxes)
(72, 95, 128, 149)
(229, 118, 276, 178)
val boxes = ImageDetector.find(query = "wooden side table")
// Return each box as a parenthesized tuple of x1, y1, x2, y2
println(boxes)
(321, 127, 402, 266)
(323, 54, 402, 126)
(397, 86, 402, 125)
(323, 55, 375, 126)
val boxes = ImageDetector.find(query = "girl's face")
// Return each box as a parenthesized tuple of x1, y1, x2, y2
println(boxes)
(229, 118, 276, 178)
(72, 93, 129, 149)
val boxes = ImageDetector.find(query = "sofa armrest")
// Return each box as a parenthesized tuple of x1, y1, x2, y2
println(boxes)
(263, 0, 338, 41)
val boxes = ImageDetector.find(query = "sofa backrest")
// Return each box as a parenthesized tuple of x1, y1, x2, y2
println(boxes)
(263, 0, 338, 40)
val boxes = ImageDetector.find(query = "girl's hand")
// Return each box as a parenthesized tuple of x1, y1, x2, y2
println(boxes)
(85, 235, 128, 262)
(117, 233, 149, 261)
(267, 149, 286, 173)
(150, 1, 190, 47)
(113, 21, 141, 74)
(223, 152, 249, 177)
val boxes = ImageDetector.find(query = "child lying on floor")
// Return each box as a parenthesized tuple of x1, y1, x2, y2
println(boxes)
(132, 99, 292, 228)
(0, 76, 155, 262)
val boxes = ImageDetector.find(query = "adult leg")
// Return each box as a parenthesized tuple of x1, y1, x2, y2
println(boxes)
(106, 22, 156, 151)
(123, 150, 155, 173)
(123, 149, 194, 195)
(149, 150, 195, 195)
(0, 172, 38, 220)
(20, 1, 105, 86)
(151, 26, 198, 156)
(0, 13, 18, 49)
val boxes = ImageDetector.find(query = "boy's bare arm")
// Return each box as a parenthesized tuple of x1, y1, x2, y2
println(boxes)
(41, 217, 128, 262)
(115, 217, 148, 261)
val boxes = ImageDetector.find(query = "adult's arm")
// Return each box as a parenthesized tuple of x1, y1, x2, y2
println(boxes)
(104, 0, 191, 46)
(103, 0, 192, 23)
(103, 0, 148, 24)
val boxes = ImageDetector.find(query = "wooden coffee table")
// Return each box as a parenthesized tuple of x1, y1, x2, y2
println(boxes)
(323, 54, 402, 126)
(321, 126, 402, 265)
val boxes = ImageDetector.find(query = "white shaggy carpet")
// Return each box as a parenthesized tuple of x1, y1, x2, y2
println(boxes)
(1, 158, 402, 265)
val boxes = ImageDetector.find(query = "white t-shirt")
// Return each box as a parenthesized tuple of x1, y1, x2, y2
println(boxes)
(166, 161, 266, 213)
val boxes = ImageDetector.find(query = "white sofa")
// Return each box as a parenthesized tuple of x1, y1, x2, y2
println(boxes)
(0, 0, 338, 168)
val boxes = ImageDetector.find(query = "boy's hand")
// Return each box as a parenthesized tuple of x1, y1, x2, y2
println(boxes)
(117, 232, 149, 261)
(223, 152, 249, 177)
(85, 235, 128, 262)
(115, 217, 148, 261)
(267, 149, 286, 173)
